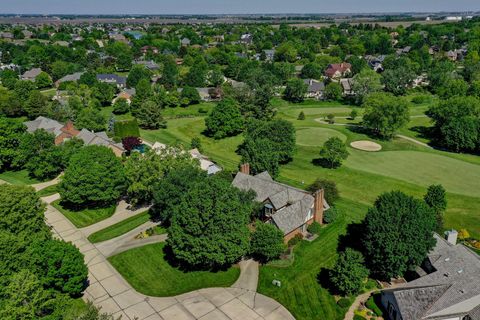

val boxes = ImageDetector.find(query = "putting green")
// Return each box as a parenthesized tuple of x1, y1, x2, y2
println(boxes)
(296, 127, 347, 147)
(345, 150, 480, 198)
(284, 107, 353, 118)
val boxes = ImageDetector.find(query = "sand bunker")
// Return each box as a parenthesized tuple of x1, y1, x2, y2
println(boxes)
(350, 140, 382, 152)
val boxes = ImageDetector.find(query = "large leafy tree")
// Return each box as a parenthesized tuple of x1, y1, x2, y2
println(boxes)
(240, 137, 280, 178)
(284, 78, 307, 103)
(59, 145, 126, 206)
(25, 90, 49, 119)
(351, 69, 382, 104)
(307, 179, 339, 204)
(0, 270, 66, 320)
(75, 107, 106, 132)
(35, 71, 53, 89)
(244, 119, 296, 163)
(329, 248, 369, 296)
(167, 176, 252, 268)
(0, 117, 26, 170)
(319, 137, 349, 168)
(426, 96, 480, 152)
(250, 222, 285, 262)
(424, 184, 447, 233)
(437, 78, 469, 99)
(0, 185, 48, 238)
(362, 92, 410, 139)
(126, 64, 152, 88)
(136, 100, 166, 129)
(362, 191, 436, 280)
(28, 239, 88, 296)
(205, 98, 243, 139)
(151, 164, 206, 223)
(125, 147, 195, 206)
(381, 66, 416, 96)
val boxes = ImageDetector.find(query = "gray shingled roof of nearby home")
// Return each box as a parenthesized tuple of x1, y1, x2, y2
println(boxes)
(57, 72, 84, 83)
(303, 79, 325, 93)
(96, 74, 127, 86)
(387, 234, 480, 319)
(134, 60, 160, 70)
(232, 172, 329, 234)
(76, 128, 124, 151)
(21, 68, 42, 80)
(24, 116, 63, 137)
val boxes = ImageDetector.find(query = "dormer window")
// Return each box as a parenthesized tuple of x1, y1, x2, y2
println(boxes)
(264, 203, 273, 217)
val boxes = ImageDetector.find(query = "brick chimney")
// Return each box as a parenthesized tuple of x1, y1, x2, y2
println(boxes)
(313, 189, 324, 225)
(240, 163, 250, 175)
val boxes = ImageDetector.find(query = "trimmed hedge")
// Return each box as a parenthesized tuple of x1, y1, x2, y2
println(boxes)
(114, 119, 140, 138)
(337, 298, 351, 308)
(366, 295, 383, 316)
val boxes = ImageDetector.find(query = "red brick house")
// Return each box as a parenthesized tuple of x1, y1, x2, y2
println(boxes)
(232, 164, 329, 243)
(325, 63, 352, 79)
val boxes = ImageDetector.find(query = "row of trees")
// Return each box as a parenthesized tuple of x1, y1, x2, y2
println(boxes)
(0, 184, 93, 318)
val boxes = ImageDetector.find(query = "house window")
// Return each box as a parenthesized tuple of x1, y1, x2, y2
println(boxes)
(264, 204, 273, 217)
(307, 209, 313, 220)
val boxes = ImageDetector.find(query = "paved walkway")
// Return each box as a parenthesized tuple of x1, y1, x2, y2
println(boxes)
(343, 290, 376, 320)
(81, 200, 151, 237)
(31, 174, 62, 191)
(232, 260, 259, 292)
(42, 196, 294, 320)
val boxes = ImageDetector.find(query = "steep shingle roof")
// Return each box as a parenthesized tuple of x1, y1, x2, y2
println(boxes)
(24, 116, 63, 136)
(232, 172, 327, 234)
(387, 234, 480, 319)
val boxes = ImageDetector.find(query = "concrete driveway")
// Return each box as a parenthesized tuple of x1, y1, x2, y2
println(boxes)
(43, 197, 295, 320)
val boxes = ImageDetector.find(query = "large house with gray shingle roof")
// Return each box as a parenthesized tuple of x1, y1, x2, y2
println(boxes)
(381, 232, 480, 320)
(76, 129, 125, 157)
(232, 164, 329, 243)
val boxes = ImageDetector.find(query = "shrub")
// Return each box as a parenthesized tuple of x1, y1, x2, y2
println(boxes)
(198, 107, 208, 114)
(250, 221, 286, 262)
(327, 114, 335, 124)
(353, 315, 366, 320)
(307, 221, 322, 235)
(190, 137, 203, 152)
(411, 95, 431, 104)
(307, 179, 339, 204)
(297, 111, 305, 120)
(287, 233, 303, 247)
(323, 206, 338, 223)
(458, 229, 470, 240)
(350, 109, 358, 120)
(114, 119, 140, 139)
(366, 296, 383, 316)
(337, 298, 351, 308)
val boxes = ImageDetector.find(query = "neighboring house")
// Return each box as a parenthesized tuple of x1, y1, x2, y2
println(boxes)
(189, 148, 222, 175)
(96, 74, 127, 88)
(55, 71, 84, 87)
(232, 164, 329, 243)
(134, 60, 159, 71)
(109, 33, 128, 44)
(240, 33, 253, 45)
(303, 79, 325, 100)
(24, 116, 79, 145)
(263, 49, 276, 61)
(140, 45, 159, 55)
(180, 38, 191, 46)
(412, 73, 429, 88)
(0, 32, 14, 40)
(76, 129, 125, 157)
(21, 68, 42, 81)
(152, 142, 222, 175)
(112, 88, 136, 104)
(446, 50, 458, 61)
(365, 55, 386, 72)
(325, 63, 352, 79)
(340, 78, 354, 95)
(381, 231, 480, 320)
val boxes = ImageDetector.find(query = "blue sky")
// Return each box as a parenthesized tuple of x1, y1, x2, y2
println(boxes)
(2, 0, 479, 15)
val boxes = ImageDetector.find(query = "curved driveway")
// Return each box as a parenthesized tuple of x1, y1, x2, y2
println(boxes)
(43, 195, 294, 320)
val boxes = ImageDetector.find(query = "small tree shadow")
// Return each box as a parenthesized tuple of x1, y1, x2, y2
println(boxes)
(317, 267, 338, 295)
(311, 158, 341, 169)
(337, 222, 364, 253)
(162, 245, 232, 273)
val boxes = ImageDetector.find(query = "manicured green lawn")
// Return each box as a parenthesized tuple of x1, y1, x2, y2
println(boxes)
(87, 211, 151, 243)
(345, 150, 480, 198)
(52, 200, 116, 228)
(36, 184, 59, 197)
(138, 99, 480, 317)
(296, 127, 347, 147)
(258, 199, 364, 320)
(0, 169, 40, 185)
(109, 242, 240, 296)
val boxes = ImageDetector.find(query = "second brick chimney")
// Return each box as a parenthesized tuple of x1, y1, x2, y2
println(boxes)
(313, 189, 324, 225)
(240, 163, 250, 175)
